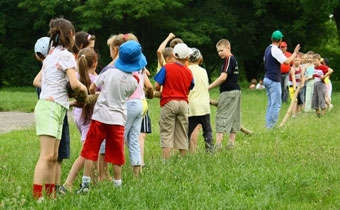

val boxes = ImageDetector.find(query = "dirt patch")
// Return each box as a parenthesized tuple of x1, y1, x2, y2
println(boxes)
(0, 112, 35, 134)
(0, 111, 73, 134)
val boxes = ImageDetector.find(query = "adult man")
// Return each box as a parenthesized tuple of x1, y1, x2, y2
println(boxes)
(263, 30, 300, 129)
(280, 41, 292, 102)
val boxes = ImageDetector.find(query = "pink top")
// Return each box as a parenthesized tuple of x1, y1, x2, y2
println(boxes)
(128, 70, 145, 100)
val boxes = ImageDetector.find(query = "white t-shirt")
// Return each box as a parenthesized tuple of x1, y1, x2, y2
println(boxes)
(40, 46, 76, 109)
(92, 68, 138, 125)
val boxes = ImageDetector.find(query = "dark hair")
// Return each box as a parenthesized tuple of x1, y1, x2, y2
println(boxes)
(48, 18, 75, 51)
(77, 48, 97, 124)
(73, 31, 96, 54)
(169, 38, 183, 48)
(35, 52, 45, 60)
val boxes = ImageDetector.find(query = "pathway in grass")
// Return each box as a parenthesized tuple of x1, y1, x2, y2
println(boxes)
(0, 112, 35, 134)
(0, 111, 73, 134)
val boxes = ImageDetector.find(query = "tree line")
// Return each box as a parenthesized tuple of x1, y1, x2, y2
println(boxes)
(1, 0, 340, 87)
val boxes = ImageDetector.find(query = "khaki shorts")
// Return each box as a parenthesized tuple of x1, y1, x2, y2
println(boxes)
(216, 90, 241, 133)
(34, 99, 67, 140)
(160, 100, 189, 150)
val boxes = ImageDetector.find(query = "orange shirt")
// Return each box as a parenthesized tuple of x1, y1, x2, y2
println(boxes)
(280, 51, 292, 74)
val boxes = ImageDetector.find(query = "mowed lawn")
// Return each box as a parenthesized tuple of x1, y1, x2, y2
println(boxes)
(1, 86, 340, 209)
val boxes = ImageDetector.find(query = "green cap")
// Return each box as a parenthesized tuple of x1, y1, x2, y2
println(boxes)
(271, 30, 283, 40)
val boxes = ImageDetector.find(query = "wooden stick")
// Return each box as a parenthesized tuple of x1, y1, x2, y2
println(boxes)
(279, 86, 302, 127)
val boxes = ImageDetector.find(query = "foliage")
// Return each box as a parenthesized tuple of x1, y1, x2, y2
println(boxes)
(1, 0, 340, 87)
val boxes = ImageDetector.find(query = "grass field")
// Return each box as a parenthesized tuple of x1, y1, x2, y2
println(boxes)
(1, 86, 340, 209)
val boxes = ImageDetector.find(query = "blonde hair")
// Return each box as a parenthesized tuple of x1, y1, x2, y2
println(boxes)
(313, 53, 322, 61)
(216, 39, 231, 48)
(162, 47, 173, 60)
(107, 33, 138, 50)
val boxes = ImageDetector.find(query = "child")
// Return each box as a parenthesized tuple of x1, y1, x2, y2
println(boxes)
(32, 18, 87, 201)
(312, 54, 333, 117)
(208, 39, 241, 149)
(77, 40, 146, 193)
(288, 56, 305, 117)
(154, 43, 194, 159)
(61, 48, 100, 193)
(255, 79, 265, 90)
(33, 36, 73, 196)
(249, 79, 257, 89)
(73, 31, 96, 55)
(125, 68, 153, 176)
(303, 52, 315, 112)
(187, 48, 213, 152)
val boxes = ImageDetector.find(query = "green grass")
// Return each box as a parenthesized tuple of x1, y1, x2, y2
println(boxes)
(1, 87, 340, 209)
(0, 87, 37, 112)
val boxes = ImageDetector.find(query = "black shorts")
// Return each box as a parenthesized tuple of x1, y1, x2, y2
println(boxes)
(58, 114, 70, 161)
(140, 111, 152, 133)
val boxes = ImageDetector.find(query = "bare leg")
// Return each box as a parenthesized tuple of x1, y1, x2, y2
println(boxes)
(228, 132, 236, 146)
(98, 154, 111, 181)
(113, 165, 122, 182)
(162, 147, 171, 159)
(179, 149, 187, 157)
(33, 135, 59, 199)
(63, 156, 85, 190)
(133, 166, 141, 176)
(189, 124, 201, 153)
(139, 132, 146, 166)
(215, 132, 224, 148)
(55, 160, 62, 187)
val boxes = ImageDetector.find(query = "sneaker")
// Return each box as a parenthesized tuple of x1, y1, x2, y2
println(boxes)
(113, 180, 122, 188)
(214, 143, 222, 151)
(56, 185, 68, 196)
(226, 142, 235, 150)
(204, 142, 214, 152)
(76, 182, 89, 194)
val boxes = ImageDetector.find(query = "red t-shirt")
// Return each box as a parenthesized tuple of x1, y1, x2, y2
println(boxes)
(280, 51, 292, 74)
(158, 62, 193, 107)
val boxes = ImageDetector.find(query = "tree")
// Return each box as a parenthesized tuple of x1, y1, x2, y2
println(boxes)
(1, 0, 340, 87)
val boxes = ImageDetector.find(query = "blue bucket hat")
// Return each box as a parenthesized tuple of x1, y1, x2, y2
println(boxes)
(115, 40, 147, 72)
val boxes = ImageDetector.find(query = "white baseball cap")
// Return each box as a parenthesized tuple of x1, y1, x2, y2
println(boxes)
(34, 37, 50, 56)
(173, 43, 192, 59)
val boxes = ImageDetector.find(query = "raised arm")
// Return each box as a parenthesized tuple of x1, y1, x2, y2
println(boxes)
(157, 33, 175, 67)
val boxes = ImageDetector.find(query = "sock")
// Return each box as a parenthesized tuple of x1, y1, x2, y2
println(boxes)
(113, 179, 122, 186)
(45, 184, 55, 198)
(82, 176, 91, 186)
(33, 184, 43, 200)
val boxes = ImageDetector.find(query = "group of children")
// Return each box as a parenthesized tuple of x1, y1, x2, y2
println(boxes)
(282, 49, 333, 117)
(31, 18, 241, 201)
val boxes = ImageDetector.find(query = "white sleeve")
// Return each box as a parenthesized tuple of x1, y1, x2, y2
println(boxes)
(271, 46, 287, 64)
